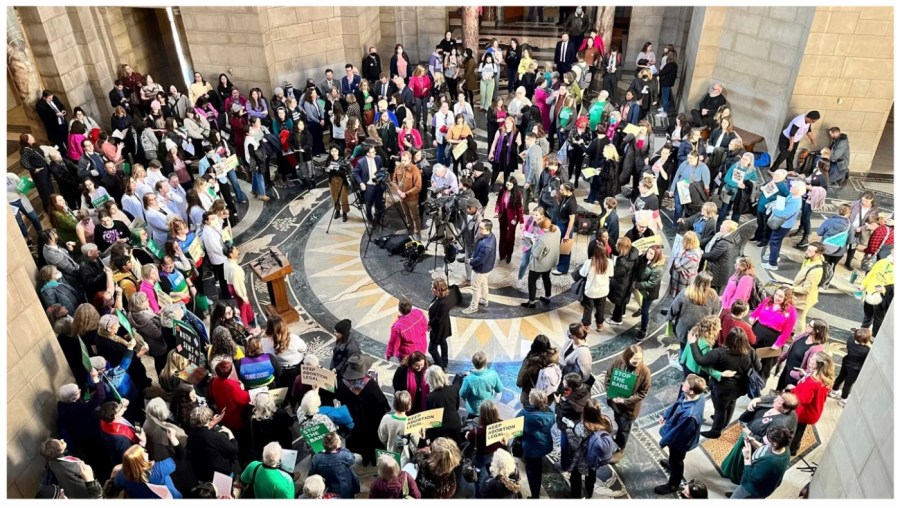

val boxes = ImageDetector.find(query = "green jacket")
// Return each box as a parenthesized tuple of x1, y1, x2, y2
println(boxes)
(679, 338, 722, 381)
(740, 446, 791, 497)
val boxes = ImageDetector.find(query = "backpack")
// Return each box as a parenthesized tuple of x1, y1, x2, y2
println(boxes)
(573, 62, 592, 90)
(746, 351, 765, 399)
(747, 276, 766, 310)
(803, 263, 831, 289)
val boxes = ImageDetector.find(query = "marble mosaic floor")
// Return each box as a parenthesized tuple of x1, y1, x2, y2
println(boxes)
(225, 117, 893, 498)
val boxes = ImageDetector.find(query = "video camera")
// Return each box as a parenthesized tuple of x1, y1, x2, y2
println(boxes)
(422, 192, 463, 217)
(324, 157, 353, 177)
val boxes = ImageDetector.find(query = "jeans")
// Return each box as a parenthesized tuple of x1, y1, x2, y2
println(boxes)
(519, 249, 532, 280)
(582, 296, 607, 326)
(673, 190, 686, 222)
(799, 201, 812, 238)
(429, 339, 448, 369)
(527, 6, 544, 21)
(528, 270, 551, 301)
(717, 189, 743, 227)
(613, 412, 634, 450)
(437, 142, 450, 167)
(767, 227, 790, 266)
(209, 261, 231, 299)
(474, 453, 493, 497)
(524, 456, 543, 498)
(251, 172, 266, 196)
(661, 87, 672, 113)
(587, 171, 602, 202)
(639, 294, 654, 332)
(556, 217, 572, 273)
(507, 66, 518, 93)
(11, 201, 42, 239)
(226, 169, 248, 202)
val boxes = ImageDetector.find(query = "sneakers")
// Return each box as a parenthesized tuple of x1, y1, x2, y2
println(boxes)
(479, 300, 489, 307)
(828, 390, 841, 400)
(521, 300, 537, 308)
(539, 296, 551, 305)
(551, 269, 565, 276)
(761, 254, 770, 262)
(606, 318, 623, 326)
(839, 399, 847, 407)
(458, 281, 472, 288)
(631, 309, 642, 317)
(635, 330, 647, 340)
(762, 263, 779, 271)
(462, 306, 478, 314)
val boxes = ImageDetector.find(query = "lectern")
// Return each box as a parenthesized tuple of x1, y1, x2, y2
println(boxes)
(249, 247, 299, 324)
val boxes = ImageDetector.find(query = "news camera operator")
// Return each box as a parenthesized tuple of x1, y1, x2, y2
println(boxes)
(392, 150, 423, 238)
(430, 164, 460, 196)
(325, 144, 351, 222)
(352, 144, 386, 225)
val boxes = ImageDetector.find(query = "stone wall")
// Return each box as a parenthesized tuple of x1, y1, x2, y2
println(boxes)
(623, 6, 665, 71)
(711, 7, 815, 149)
(788, 6, 894, 173)
(810, 306, 893, 499)
(678, 7, 725, 115)
(6, 212, 76, 498)
(379, 7, 447, 65)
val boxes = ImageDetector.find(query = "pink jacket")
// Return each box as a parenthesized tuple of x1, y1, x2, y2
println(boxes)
(750, 298, 797, 348)
(409, 75, 432, 99)
(534, 87, 551, 132)
(721, 274, 754, 311)
(139, 280, 161, 314)
(386, 309, 428, 360)
(67, 133, 86, 161)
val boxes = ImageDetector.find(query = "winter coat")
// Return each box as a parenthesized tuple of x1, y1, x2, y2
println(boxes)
(829, 134, 850, 178)
(608, 246, 640, 306)
(556, 384, 590, 428)
(817, 216, 851, 257)
(519, 406, 555, 458)
(310, 448, 361, 498)
(634, 258, 664, 301)
(604, 357, 652, 419)
(668, 290, 723, 344)
(39, 281, 82, 315)
(680, 213, 718, 249)
(659, 390, 707, 452)
(460, 368, 503, 416)
(702, 231, 742, 288)
(529, 226, 561, 273)
(470, 232, 497, 274)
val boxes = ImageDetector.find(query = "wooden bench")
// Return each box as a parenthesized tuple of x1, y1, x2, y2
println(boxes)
(733, 126, 765, 153)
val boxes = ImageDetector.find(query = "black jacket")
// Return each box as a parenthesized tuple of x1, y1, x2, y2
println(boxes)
(36, 96, 69, 131)
(186, 426, 240, 482)
(362, 53, 383, 83)
(690, 345, 760, 393)
(331, 335, 362, 378)
(79, 259, 107, 300)
(472, 170, 492, 208)
(556, 384, 590, 429)
(680, 214, 718, 249)
(50, 159, 81, 189)
(428, 295, 454, 344)
(658, 61, 678, 88)
(603, 208, 620, 245)
(426, 383, 463, 437)
(609, 246, 640, 305)
(702, 232, 741, 288)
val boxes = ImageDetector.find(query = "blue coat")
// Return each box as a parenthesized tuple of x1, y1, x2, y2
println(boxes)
(320, 405, 355, 430)
(757, 181, 789, 212)
(659, 390, 707, 452)
(310, 448, 360, 498)
(469, 232, 497, 274)
(518, 406, 555, 458)
(352, 155, 384, 186)
(460, 368, 504, 416)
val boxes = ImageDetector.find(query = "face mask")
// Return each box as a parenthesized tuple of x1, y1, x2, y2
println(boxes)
(576, 8, 583, 15)
(610, 117, 618, 125)
(55, 272, 63, 280)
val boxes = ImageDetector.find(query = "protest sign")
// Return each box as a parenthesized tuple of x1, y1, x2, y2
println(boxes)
(173, 319, 204, 366)
(404, 408, 444, 435)
(485, 417, 525, 446)
(301, 365, 337, 392)
(633, 235, 662, 254)
(301, 423, 331, 453)
(607, 368, 638, 400)
(375, 449, 402, 467)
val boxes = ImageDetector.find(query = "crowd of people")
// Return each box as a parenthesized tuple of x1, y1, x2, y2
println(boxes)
(11, 7, 894, 500)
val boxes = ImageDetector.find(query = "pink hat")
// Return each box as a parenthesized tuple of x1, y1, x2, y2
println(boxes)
(151, 100, 160, 109)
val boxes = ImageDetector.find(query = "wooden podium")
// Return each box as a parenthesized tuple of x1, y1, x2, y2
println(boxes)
(249, 247, 299, 324)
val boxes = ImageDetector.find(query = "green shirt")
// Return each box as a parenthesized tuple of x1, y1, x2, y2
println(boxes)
(679, 338, 723, 381)
(240, 461, 295, 499)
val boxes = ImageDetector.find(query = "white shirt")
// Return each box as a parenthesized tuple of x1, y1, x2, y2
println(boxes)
(261, 333, 308, 367)
(145, 169, 167, 190)
(144, 206, 171, 246)
(782, 114, 811, 142)
(122, 194, 145, 223)
(201, 223, 227, 265)
(434, 110, 454, 144)
(365, 157, 377, 185)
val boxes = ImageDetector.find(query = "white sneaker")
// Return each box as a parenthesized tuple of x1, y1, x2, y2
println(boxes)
(762, 263, 779, 271)
(839, 399, 847, 407)
(551, 269, 565, 276)
(479, 300, 489, 307)
(462, 306, 478, 314)
(828, 390, 841, 400)
(606, 318, 623, 326)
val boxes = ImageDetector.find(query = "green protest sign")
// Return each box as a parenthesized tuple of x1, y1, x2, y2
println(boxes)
(375, 449, 402, 466)
(607, 368, 637, 400)
(301, 423, 330, 453)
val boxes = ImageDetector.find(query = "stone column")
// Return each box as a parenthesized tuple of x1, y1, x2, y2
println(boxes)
(7, 7, 43, 122)
(596, 6, 615, 51)
(462, 7, 479, 55)
(624, 6, 666, 70)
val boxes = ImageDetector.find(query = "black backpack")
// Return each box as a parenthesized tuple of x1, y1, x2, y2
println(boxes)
(748, 276, 766, 311)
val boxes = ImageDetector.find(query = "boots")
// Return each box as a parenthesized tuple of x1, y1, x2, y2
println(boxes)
(795, 236, 809, 249)
(334, 208, 341, 220)
(342, 211, 348, 223)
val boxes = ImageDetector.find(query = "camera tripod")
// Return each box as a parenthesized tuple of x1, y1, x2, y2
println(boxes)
(325, 169, 378, 260)
(423, 201, 462, 281)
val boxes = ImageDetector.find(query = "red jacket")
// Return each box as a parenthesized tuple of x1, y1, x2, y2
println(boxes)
(409, 75, 432, 99)
(386, 309, 428, 360)
(793, 375, 829, 425)
(208, 377, 251, 432)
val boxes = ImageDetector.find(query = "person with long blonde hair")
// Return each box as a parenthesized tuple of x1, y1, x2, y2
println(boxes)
(113, 444, 182, 498)
(668, 230, 702, 297)
(417, 437, 462, 498)
(668, 271, 722, 352)
(679, 315, 723, 380)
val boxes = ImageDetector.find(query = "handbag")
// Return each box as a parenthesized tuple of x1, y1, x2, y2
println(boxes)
(559, 236, 575, 255)
(746, 350, 765, 399)
(766, 208, 799, 230)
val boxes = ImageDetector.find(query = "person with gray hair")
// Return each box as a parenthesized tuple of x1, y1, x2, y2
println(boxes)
(249, 392, 294, 461)
(237, 441, 295, 498)
(423, 365, 463, 442)
(430, 163, 460, 195)
(301, 474, 326, 499)
(39, 438, 103, 498)
(481, 448, 523, 498)
(185, 405, 240, 482)
(141, 397, 193, 491)
(56, 371, 109, 480)
(128, 291, 169, 374)
(78, 241, 111, 301)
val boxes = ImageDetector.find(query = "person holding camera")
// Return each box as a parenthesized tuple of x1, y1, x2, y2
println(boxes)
(392, 150, 423, 237)
(325, 144, 351, 222)
(352, 144, 386, 225)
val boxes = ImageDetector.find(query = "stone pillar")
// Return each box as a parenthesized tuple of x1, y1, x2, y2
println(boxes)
(624, 6, 666, 70)
(7, 7, 43, 123)
(677, 7, 726, 115)
(462, 7, 479, 55)
(596, 6, 615, 52)
(809, 305, 893, 498)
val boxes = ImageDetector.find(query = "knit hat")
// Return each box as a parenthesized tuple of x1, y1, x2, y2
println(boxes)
(151, 100, 161, 110)
(274, 87, 284, 96)
(334, 319, 352, 336)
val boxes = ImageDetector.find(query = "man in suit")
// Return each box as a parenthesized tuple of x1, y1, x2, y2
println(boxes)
(108, 80, 132, 114)
(352, 144, 386, 224)
(36, 90, 70, 158)
(554, 33, 576, 76)
(374, 73, 396, 103)
(340, 64, 362, 96)
(319, 69, 338, 99)
(362, 47, 382, 88)
(77, 139, 105, 182)
(394, 76, 415, 110)
(522, 132, 544, 211)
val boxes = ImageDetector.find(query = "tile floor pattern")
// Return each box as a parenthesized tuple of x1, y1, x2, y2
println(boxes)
(221, 117, 891, 498)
